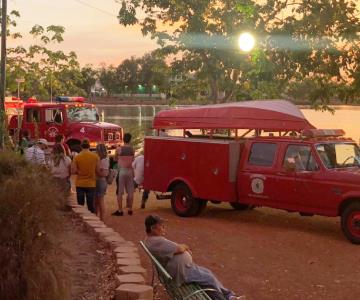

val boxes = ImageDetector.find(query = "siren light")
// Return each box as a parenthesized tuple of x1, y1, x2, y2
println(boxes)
(302, 129, 345, 138)
(27, 98, 38, 103)
(55, 96, 85, 103)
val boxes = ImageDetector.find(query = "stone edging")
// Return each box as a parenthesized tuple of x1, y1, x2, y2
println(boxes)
(70, 204, 153, 300)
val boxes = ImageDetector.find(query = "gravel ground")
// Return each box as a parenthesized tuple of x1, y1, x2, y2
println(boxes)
(100, 183, 360, 300)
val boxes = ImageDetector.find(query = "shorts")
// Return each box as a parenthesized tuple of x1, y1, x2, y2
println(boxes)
(117, 168, 134, 195)
(96, 178, 108, 198)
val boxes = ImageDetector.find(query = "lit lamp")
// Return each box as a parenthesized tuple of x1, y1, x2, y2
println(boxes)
(238, 32, 255, 52)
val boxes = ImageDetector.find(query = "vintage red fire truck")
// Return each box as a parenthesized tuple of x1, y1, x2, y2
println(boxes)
(144, 100, 360, 244)
(7, 96, 122, 154)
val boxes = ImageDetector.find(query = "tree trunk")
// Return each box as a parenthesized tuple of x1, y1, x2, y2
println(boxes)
(208, 76, 219, 103)
(223, 90, 234, 102)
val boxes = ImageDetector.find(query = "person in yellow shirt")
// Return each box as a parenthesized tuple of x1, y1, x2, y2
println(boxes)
(72, 139, 99, 213)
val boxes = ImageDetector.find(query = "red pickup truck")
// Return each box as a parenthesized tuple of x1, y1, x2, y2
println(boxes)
(144, 100, 360, 244)
(7, 97, 122, 154)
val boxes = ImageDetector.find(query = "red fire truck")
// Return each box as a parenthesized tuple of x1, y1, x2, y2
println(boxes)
(144, 100, 360, 244)
(4, 96, 24, 121)
(7, 96, 122, 154)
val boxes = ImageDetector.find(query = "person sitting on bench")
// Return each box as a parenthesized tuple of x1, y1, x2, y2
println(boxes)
(144, 215, 244, 300)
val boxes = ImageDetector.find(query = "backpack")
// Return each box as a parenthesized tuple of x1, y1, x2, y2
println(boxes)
(106, 168, 117, 185)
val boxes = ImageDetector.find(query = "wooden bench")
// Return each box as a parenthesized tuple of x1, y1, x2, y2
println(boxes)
(140, 241, 215, 300)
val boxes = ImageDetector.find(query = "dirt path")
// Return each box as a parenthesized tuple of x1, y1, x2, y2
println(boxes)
(59, 211, 116, 300)
(102, 184, 360, 300)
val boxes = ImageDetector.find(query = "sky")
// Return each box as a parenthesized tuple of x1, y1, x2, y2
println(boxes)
(8, 0, 158, 66)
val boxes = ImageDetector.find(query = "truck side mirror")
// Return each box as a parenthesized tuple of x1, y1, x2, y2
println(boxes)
(284, 158, 296, 172)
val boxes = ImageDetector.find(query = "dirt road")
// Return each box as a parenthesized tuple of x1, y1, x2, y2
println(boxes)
(102, 185, 360, 300)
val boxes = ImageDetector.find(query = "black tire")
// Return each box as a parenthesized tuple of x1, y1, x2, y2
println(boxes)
(230, 202, 251, 210)
(341, 202, 360, 244)
(171, 183, 201, 217)
(195, 200, 208, 215)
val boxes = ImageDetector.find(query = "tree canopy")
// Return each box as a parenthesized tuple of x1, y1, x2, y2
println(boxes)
(118, 0, 360, 106)
(2, 11, 98, 100)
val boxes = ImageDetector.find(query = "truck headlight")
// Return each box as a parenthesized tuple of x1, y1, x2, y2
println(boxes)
(115, 132, 121, 140)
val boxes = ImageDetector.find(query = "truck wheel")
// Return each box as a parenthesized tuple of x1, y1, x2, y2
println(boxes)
(230, 202, 251, 210)
(171, 183, 200, 217)
(196, 200, 208, 215)
(341, 202, 360, 244)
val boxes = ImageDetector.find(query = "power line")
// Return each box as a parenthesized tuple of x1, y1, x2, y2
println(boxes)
(72, 0, 117, 17)
(71, 0, 145, 22)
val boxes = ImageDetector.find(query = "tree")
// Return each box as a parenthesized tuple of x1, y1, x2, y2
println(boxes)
(80, 65, 98, 97)
(138, 51, 169, 96)
(117, 57, 140, 95)
(98, 65, 119, 96)
(118, 0, 264, 102)
(259, 0, 360, 106)
(4, 12, 88, 99)
(118, 0, 360, 105)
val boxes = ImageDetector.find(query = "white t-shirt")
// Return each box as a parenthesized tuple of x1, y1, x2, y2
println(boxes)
(97, 157, 110, 179)
(24, 145, 46, 165)
(132, 155, 144, 185)
(48, 156, 72, 179)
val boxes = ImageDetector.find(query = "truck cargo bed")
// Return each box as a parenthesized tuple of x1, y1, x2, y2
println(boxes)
(144, 136, 243, 202)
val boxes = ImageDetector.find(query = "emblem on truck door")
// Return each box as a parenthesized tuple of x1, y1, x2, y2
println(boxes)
(47, 126, 59, 138)
(251, 178, 264, 194)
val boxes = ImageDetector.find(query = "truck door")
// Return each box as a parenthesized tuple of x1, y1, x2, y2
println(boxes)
(23, 107, 41, 140)
(275, 144, 322, 211)
(238, 142, 279, 205)
(42, 108, 66, 143)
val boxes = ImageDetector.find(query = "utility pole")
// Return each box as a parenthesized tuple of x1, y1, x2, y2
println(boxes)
(0, 0, 7, 150)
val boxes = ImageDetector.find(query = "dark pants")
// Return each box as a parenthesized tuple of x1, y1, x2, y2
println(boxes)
(76, 187, 95, 213)
(142, 189, 149, 202)
(134, 181, 149, 202)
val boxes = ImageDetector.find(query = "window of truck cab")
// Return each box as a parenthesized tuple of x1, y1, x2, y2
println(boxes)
(248, 142, 277, 167)
(283, 144, 319, 171)
(66, 105, 99, 122)
(315, 142, 360, 169)
(26, 108, 41, 123)
(45, 108, 63, 124)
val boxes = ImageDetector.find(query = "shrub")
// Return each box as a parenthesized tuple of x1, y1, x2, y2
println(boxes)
(0, 151, 69, 300)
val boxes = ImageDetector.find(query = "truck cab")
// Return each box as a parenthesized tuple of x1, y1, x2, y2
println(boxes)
(8, 97, 122, 154)
(144, 100, 360, 244)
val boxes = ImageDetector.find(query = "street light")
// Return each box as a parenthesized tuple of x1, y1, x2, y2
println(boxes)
(15, 78, 25, 99)
(238, 32, 255, 52)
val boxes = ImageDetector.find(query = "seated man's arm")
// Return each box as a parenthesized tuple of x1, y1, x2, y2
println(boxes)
(174, 243, 190, 255)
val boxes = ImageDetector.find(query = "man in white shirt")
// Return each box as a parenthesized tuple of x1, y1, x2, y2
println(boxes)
(132, 154, 149, 209)
(24, 138, 48, 165)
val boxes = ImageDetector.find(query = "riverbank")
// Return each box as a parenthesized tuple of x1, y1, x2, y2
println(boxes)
(90, 96, 356, 107)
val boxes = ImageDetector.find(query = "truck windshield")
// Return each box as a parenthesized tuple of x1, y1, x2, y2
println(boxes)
(67, 106, 99, 122)
(316, 143, 360, 169)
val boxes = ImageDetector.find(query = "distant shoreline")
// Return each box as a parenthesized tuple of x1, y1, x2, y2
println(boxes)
(91, 97, 360, 110)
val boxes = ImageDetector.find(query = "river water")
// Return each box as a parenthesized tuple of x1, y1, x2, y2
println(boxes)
(98, 104, 360, 144)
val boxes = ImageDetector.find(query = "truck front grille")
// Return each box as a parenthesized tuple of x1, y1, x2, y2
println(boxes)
(103, 129, 121, 142)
